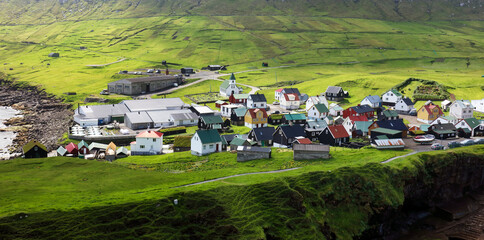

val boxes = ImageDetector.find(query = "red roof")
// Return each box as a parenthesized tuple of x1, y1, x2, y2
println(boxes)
(130, 141, 136, 145)
(421, 103, 443, 116)
(275, 88, 283, 92)
(328, 125, 350, 139)
(296, 138, 312, 144)
(348, 115, 368, 122)
(283, 93, 300, 101)
(247, 108, 268, 119)
(65, 142, 78, 153)
(136, 130, 163, 138)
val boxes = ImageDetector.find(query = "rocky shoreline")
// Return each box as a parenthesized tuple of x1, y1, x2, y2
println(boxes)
(0, 75, 73, 155)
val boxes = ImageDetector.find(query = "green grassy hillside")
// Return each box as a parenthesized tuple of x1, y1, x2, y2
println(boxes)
(1, 146, 483, 239)
(0, 0, 482, 24)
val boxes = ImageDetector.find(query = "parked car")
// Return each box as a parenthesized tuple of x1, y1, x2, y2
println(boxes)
(185, 73, 190, 77)
(474, 139, 484, 145)
(99, 89, 109, 95)
(460, 139, 474, 146)
(155, 69, 161, 73)
(147, 69, 154, 73)
(447, 141, 460, 149)
(431, 143, 444, 150)
(409, 109, 417, 116)
(273, 101, 280, 105)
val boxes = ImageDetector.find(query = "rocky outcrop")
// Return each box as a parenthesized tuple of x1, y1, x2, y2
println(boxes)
(0, 76, 73, 153)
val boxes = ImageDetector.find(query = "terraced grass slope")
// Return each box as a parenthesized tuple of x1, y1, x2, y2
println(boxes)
(0, 0, 483, 25)
(1, 146, 483, 239)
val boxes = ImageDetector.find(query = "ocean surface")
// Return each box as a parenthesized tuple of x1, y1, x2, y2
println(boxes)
(0, 106, 21, 159)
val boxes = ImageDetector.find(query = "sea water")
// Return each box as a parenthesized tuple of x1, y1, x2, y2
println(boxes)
(0, 106, 21, 159)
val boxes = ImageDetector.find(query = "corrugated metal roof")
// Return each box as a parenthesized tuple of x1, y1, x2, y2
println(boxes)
(374, 138, 405, 146)
(237, 146, 272, 153)
(293, 143, 330, 152)
(122, 98, 185, 112)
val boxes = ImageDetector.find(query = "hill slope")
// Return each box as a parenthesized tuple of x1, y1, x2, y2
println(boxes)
(0, 0, 483, 24)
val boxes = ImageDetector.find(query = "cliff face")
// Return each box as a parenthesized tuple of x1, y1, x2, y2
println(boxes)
(0, 147, 483, 239)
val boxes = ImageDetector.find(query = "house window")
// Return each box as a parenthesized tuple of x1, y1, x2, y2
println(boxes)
(209, 144, 214, 149)
(140, 145, 145, 149)
(153, 139, 156, 142)
(203, 145, 206, 150)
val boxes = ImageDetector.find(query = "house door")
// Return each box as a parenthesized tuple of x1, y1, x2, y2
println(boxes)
(146, 84, 150, 92)
(216, 144, 219, 152)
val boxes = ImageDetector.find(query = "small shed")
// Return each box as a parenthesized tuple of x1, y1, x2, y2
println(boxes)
(293, 144, 330, 160)
(48, 52, 60, 57)
(65, 143, 79, 156)
(116, 147, 129, 158)
(105, 142, 117, 161)
(22, 140, 48, 159)
(77, 140, 90, 156)
(181, 68, 195, 74)
(236, 146, 271, 162)
(174, 135, 192, 152)
(57, 146, 67, 156)
(372, 138, 405, 150)
(215, 100, 227, 108)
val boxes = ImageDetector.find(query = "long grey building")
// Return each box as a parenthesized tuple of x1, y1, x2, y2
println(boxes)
(108, 75, 183, 95)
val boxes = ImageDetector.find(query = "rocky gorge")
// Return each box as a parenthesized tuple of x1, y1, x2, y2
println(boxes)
(0, 74, 72, 155)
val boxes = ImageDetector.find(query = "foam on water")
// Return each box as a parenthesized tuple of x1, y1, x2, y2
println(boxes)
(0, 106, 21, 159)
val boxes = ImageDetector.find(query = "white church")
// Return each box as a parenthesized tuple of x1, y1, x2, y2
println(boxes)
(220, 73, 243, 97)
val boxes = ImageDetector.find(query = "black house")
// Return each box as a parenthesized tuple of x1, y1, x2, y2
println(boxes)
(304, 120, 327, 142)
(248, 127, 275, 147)
(22, 140, 48, 158)
(231, 108, 247, 126)
(198, 115, 224, 130)
(324, 86, 347, 101)
(318, 125, 350, 146)
(207, 65, 227, 71)
(181, 68, 195, 74)
(272, 125, 306, 148)
(429, 123, 457, 139)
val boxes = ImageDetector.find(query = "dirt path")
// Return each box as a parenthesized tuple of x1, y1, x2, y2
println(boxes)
(381, 150, 426, 164)
(86, 58, 127, 67)
(173, 167, 300, 188)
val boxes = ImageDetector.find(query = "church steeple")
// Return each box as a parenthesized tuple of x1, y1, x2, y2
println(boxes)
(229, 73, 236, 84)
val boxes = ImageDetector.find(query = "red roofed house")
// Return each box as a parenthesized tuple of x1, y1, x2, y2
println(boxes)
(342, 105, 375, 119)
(130, 130, 164, 155)
(244, 108, 268, 128)
(280, 93, 301, 110)
(274, 88, 283, 101)
(318, 125, 350, 146)
(229, 94, 249, 105)
(65, 143, 79, 156)
(417, 101, 444, 123)
(343, 115, 369, 138)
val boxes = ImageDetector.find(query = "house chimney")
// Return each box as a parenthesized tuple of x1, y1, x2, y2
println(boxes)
(166, 69, 169, 75)
(138, 111, 140, 114)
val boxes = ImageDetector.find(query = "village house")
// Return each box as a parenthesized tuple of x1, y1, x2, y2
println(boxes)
(230, 137, 253, 149)
(307, 103, 329, 120)
(455, 118, 481, 137)
(65, 143, 79, 156)
(283, 113, 307, 126)
(449, 100, 474, 119)
(368, 119, 408, 138)
(108, 75, 183, 95)
(275, 88, 302, 101)
(198, 115, 224, 130)
(280, 93, 301, 110)
(293, 144, 330, 160)
(318, 125, 350, 146)
(248, 127, 275, 147)
(169, 112, 198, 127)
(428, 123, 457, 139)
(231, 108, 247, 126)
(74, 104, 129, 127)
(219, 73, 243, 97)
(236, 146, 272, 162)
(343, 105, 375, 119)
(190, 105, 217, 116)
(441, 100, 453, 111)
(430, 116, 458, 125)
(268, 113, 283, 125)
(333, 116, 345, 125)
(353, 121, 373, 138)
(247, 94, 267, 109)
(130, 131, 163, 155)
(229, 93, 249, 105)
(361, 95, 382, 108)
(378, 109, 399, 121)
(395, 97, 415, 114)
(191, 129, 223, 156)
(343, 115, 368, 138)
(304, 119, 328, 142)
(306, 95, 328, 111)
(273, 125, 306, 148)
(180, 67, 195, 75)
(417, 101, 444, 123)
(78, 140, 90, 156)
(324, 86, 347, 101)
(329, 103, 344, 117)
(471, 98, 484, 113)
(22, 140, 48, 159)
(220, 104, 241, 118)
(215, 100, 227, 108)
(381, 89, 403, 106)
(244, 108, 268, 128)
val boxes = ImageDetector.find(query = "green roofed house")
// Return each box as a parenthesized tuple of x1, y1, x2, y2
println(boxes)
(191, 129, 223, 156)
(378, 109, 399, 121)
(455, 117, 481, 137)
(220, 73, 243, 97)
(307, 103, 329, 120)
(231, 107, 247, 126)
(78, 140, 90, 156)
(23, 140, 48, 159)
(369, 127, 403, 139)
(198, 115, 224, 130)
(230, 137, 251, 149)
(354, 121, 373, 137)
(283, 113, 307, 125)
(382, 89, 403, 106)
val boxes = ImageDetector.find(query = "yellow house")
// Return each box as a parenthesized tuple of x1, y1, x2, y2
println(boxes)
(244, 108, 268, 129)
(417, 102, 444, 124)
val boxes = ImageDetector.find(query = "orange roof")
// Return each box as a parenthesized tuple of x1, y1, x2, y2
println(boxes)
(136, 130, 163, 138)
(296, 138, 312, 144)
(421, 103, 443, 116)
(328, 125, 350, 139)
(283, 93, 300, 101)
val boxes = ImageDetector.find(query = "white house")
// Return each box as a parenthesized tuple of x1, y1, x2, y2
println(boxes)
(449, 100, 474, 119)
(307, 103, 329, 120)
(360, 95, 382, 108)
(306, 95, 328, 111)
(247, 94, 267, 109)
(170, 112, 198, 126)
(455, 118, 481, 137)
(191, 129, 223, 156)
(329, 103, 344, 117)
(381, 89, 403, 106)
(221, 104, 241, 118)
(280, 93, 300, 110)
(471, 98, 484, 113)
(275, 88, 283, 101)
(130, 131, 163, 155)
(395, 97, 415, 113)
(219, 73, 243, 97)
(430, 116, 458, 125)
